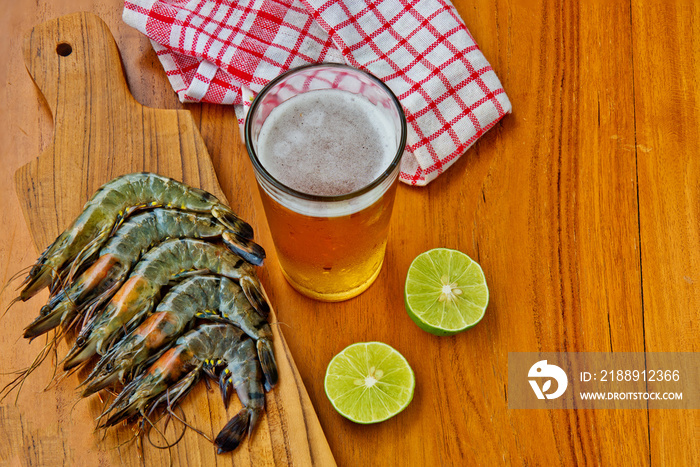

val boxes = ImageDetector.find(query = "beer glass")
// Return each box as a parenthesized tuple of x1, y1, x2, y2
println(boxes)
(244, 64, 406, 302)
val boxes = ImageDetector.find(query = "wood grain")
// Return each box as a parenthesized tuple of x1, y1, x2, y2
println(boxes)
(0, 0, 697, 466)
(631, 2, 699, 466)
(3, 10, 333, 467)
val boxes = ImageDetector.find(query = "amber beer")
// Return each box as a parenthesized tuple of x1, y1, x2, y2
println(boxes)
(258, 179, 399, 301)
(245, 64, 406, 301)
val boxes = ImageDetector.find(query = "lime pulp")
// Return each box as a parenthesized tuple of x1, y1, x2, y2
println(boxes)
(404, 248, 488, 336)
(324, 342, 415, 424)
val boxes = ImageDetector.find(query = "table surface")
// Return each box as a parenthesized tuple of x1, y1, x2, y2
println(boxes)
(0, 1, 697, 466)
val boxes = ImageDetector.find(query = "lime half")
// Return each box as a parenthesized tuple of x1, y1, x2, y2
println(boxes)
(324, 342, 415, 424)
(404, 248, 488, 336)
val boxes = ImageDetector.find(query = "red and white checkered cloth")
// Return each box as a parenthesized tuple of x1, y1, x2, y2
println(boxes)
(123, 0, 511, 186)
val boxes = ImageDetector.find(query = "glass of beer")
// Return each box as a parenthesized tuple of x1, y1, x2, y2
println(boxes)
(244, 64, 406, 302)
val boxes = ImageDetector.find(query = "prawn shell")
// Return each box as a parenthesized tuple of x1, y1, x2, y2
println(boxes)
(63, 239, 270, 370)
(20, 173, 252, 301)
(83, 275, 277, 395)
(28, 209, 264, 342)
(99, 324, 255, 427)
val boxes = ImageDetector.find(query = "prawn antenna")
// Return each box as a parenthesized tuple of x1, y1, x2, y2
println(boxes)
(1, 265, 33, 297)
(45, 354, 82, 391)
(0, 330, 62, 403)
(143, 412, 178, 467)
(270, 320, 291, 330)
(2, 265, 43, 319)
(166, 405, 212, 442)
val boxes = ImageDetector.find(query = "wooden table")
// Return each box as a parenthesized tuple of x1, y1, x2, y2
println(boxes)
(0, 1, 697, 465)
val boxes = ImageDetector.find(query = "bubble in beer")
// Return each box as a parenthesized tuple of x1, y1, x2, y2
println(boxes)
(256, 89, 397, 196)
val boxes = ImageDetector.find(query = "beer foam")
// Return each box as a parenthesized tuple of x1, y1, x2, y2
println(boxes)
(257, 89, 397, 197)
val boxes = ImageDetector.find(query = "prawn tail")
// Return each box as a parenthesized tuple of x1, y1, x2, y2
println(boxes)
(214, 407, 252, 454)
(257, 339, 278, 391)
(221, 231, 266, 266)
(239, 276, 270, 319)
(212, 205, 254, 240)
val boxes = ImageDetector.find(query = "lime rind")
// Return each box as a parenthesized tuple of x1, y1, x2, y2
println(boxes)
(324, 342, 415, 424)
(404, 248, 489, 335)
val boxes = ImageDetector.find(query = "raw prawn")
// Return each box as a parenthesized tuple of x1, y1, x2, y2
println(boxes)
(24, 209, 264, 340)
(99, 323, 266, 454)
(82, 275, 277, 396)
(63, 239, 269, 370)
(18, 173, 252, 301)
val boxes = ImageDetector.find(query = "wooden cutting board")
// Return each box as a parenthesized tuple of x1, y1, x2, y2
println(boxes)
(13, 11, 334, 466)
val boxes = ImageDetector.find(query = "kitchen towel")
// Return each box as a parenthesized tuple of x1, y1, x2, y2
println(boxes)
(123, 0, 511, 185)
